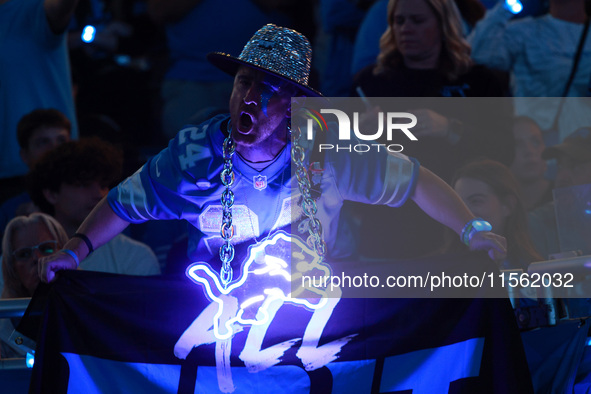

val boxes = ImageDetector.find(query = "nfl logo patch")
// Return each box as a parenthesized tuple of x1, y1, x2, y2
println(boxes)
(253, 175, 267, 191)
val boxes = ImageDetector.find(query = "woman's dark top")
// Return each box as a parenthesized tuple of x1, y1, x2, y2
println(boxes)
(349, 63, 514, 259)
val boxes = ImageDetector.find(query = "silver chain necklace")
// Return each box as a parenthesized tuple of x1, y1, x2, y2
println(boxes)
(219, 133, 236, 289)
(290, 124, 327, 260)
(218, 121, 326, 289)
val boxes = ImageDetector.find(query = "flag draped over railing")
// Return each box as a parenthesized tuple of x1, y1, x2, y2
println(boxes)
(20, 252, 533, 393)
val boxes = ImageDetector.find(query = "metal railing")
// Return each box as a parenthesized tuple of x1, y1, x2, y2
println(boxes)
(0, 298, 31, 370)
(0, 298, 30, 319)
(0, 357, 28, 369)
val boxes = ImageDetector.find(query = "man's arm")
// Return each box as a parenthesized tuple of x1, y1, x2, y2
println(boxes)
(411, 166, 507, 260)
(44, 0, 79, 34)
(147, 0, 203, 25)
(39, 197, 130, 282)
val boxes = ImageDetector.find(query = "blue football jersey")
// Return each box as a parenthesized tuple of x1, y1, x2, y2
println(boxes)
(108, 115, 418, 264)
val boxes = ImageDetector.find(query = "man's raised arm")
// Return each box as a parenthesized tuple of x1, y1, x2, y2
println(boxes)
(39, 197, 130, 282)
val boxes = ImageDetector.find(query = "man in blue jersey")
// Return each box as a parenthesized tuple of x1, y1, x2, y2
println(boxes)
(36, 24, 508, 382)
(39, 24, 506, 281)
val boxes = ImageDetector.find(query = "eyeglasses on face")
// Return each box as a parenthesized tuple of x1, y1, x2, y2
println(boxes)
(12, 240, 59, 261)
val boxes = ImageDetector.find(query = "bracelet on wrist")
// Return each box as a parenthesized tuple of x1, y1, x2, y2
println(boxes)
(72, 232, 94, 255)
(461, 218, 492, 246)
(61, 249, 80, 268)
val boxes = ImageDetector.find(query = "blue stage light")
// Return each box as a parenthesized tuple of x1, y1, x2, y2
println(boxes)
(81, 25, 96, 43)
(26, 351, 35, 368)
(504, 0, 523, 14)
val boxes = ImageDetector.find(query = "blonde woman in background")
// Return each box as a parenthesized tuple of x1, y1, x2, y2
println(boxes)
(1, 213, 68, 358)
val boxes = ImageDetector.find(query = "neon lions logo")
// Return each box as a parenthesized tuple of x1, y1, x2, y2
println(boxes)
(174, 231, 354, 393)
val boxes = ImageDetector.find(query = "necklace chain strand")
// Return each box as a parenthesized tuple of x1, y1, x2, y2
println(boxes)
(219, 135, 236, 288)
(218, 121, 327, 289)
(291, 124, 327, 260)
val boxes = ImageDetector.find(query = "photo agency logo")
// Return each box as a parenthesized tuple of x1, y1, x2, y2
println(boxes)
(298, 105, 418, 154)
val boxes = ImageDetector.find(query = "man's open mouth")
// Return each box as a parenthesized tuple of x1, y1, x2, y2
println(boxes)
(237, 112, 254, 134)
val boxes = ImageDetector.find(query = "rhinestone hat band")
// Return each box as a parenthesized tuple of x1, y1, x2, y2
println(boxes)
(207, 24, 321, 97)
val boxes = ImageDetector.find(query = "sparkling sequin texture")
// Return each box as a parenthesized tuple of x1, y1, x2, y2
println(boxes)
(237, 24, 311, 85)
(207, 24, 320, 97)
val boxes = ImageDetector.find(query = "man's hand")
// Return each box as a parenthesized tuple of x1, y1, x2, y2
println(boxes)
(38, 251, 78, 283)
(469, 231, 507, 262)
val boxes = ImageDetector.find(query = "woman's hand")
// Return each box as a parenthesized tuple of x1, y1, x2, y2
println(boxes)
(409, 109, 449, 138)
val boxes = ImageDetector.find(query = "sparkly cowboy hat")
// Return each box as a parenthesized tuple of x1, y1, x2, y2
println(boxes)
(207, 24, 322, 97)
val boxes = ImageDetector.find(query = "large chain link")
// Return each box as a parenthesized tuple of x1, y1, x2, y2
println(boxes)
(218, 121, 326, 289)
(291, 126, 327, 260)
(219, 135, 236, 288)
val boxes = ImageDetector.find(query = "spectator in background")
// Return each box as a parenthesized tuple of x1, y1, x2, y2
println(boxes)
(353, 0, 504, 100)
(452, 159, 543, 270)
(147, 0, 289, 139)
(68, 0, 166, 150)
(0, 0, 79, 202)
(67, 0, 191, 265)
(27, 137, 161, 276)
(17, 109, 72, 171)
(510, 116, 553, 211)
(350, 0, 486, 77)
(0, 213, 68, 359)
(352, 0, 514, 181)
(316, 0, 370, 96)
(469, 0, 591, 140)
(470, 0, 590, 98)
(0, 109, 72, 255)
(350, 0, 513, 259)
(529, 127, 591, 259)
(350, 0, 389, 77)
(2, 213, 68, 299)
